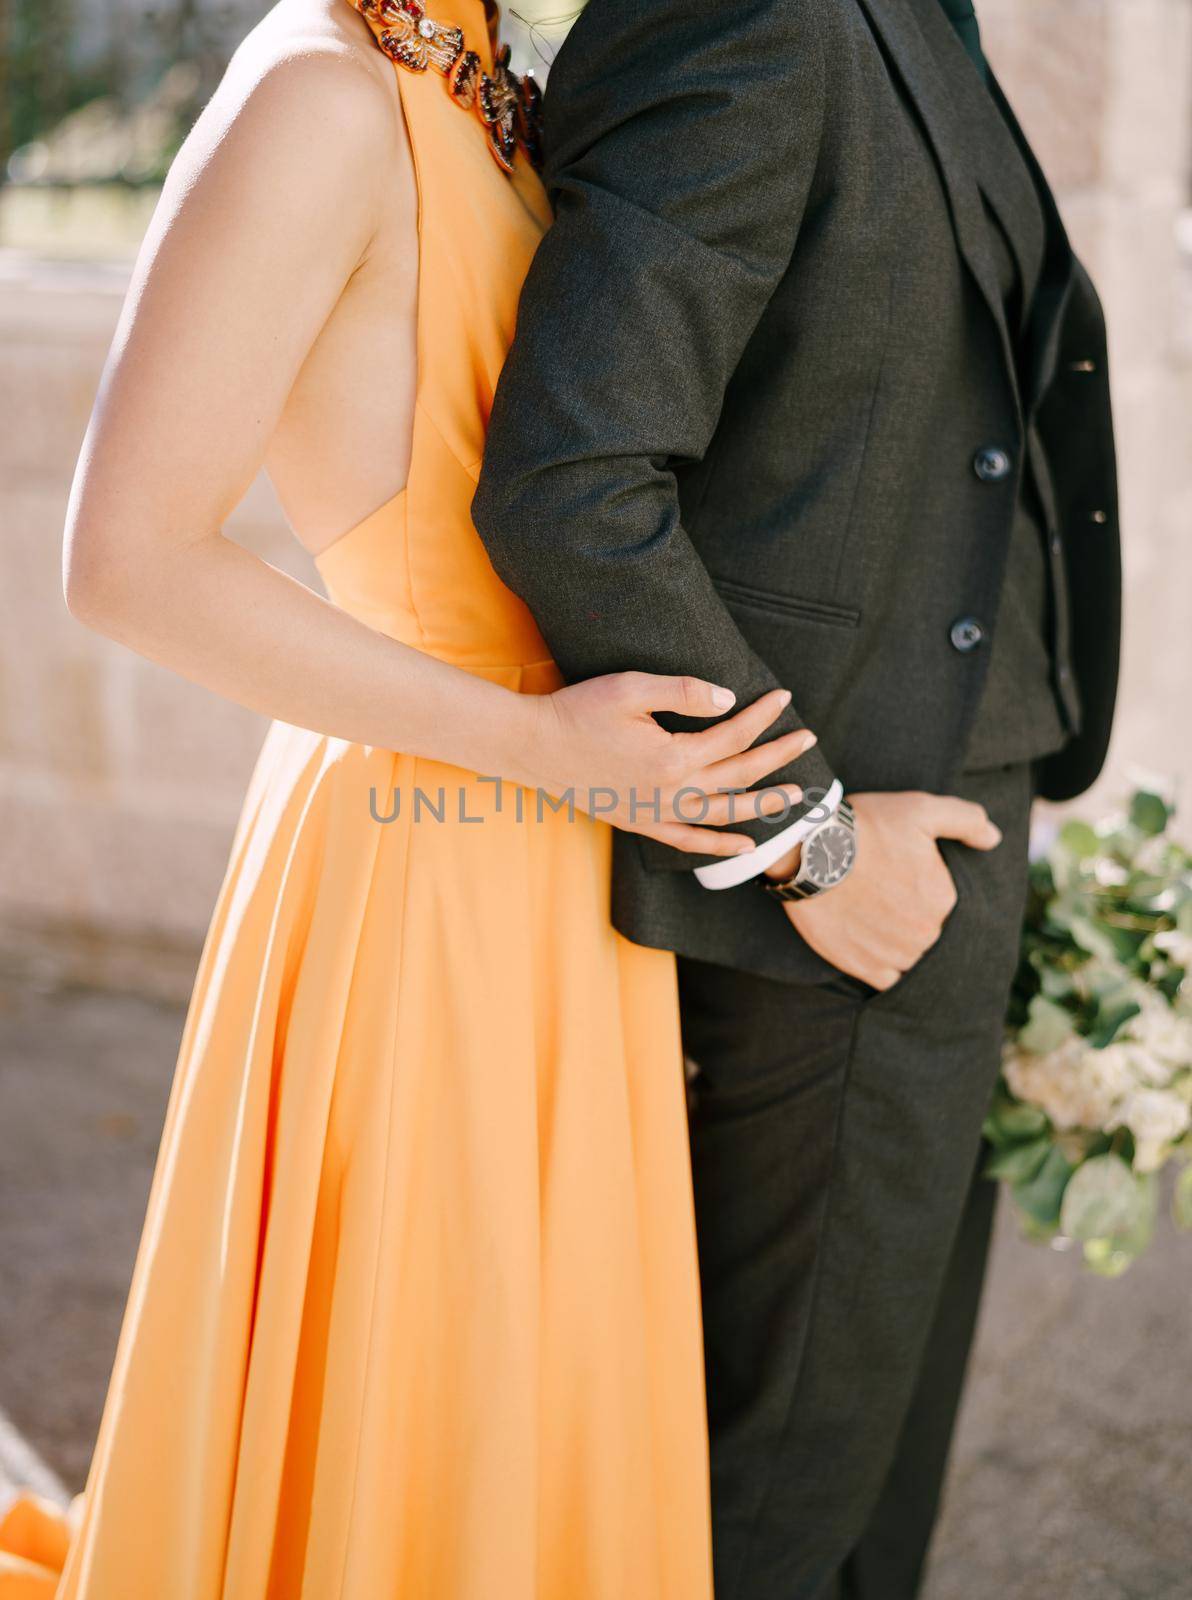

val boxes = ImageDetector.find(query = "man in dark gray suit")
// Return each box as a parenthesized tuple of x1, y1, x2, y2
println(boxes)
(473, 0, 1121, 1594)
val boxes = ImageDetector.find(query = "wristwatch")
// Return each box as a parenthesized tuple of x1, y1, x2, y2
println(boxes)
(762, 800, 858, 902)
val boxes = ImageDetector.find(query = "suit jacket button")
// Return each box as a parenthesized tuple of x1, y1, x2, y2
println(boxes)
(973, 446, 1013, 482)
(950, 616, 985, 652)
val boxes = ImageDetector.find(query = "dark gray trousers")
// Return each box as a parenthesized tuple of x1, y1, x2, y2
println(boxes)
(678, 762, 1034, 1600)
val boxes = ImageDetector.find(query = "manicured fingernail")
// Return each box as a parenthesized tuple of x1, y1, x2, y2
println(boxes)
(800, 731, 817, 748)
(712, 686, 736, 709)
(735, 841, 756, 855)
(777, 690, 792, 708)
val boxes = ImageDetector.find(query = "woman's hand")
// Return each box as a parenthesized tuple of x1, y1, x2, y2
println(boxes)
(517, 674, 817, 857)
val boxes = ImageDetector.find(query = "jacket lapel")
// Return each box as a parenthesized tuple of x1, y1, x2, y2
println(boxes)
(855, 0, 1020, 419)
(943, 33, 1076, 411)
(946, 68, 1042, 318)
(985, 69, 1076, 413)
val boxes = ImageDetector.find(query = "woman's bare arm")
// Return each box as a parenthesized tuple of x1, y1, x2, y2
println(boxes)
(63, 30, 813, 853)
(63, 42, 519, 763)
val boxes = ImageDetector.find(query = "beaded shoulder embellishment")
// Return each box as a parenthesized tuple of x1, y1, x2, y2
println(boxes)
(351, 0, 543, 175)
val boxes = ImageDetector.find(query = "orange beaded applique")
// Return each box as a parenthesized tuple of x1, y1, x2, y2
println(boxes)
(351, 0, 543, 174)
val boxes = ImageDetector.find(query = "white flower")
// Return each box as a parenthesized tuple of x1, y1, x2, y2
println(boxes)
(1126, 991, 1192, 1078)
(1006, 1002, 1192, 1140)
(1086, 1042, 1142, 1099)
(1118, 1087, 1189, 1142)
(1112, 1087, 1192, 1173)
(1154, 927, 1192, 971)
(1093, 856, 1129, 887)
(1133, 1139, 1170, 1173)
(1004, 1039, 1122, 1132)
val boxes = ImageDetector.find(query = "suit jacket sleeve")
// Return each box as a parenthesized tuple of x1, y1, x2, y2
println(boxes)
(471, 0, 837, 871)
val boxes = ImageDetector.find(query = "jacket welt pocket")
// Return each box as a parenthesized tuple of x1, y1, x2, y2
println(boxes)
(710, 575, 862, 629)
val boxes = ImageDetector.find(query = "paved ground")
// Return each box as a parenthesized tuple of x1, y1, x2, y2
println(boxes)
(1, 963, 1189, 1597)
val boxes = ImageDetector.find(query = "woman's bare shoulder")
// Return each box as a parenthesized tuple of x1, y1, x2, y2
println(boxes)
(229, 0, 395, 116)
(174, 0, 402, 208)
(133, 0, 411, 291)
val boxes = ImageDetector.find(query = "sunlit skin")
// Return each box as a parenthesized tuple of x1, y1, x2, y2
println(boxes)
(60, 0, 814, 859)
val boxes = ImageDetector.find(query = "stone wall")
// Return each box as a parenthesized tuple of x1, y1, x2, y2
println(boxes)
(982, 0, 1192, 800)
(0, 253, 317, 979)
(1, 1, 1189, 982)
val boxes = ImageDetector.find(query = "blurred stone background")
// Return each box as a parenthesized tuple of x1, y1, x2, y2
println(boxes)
(0, 1, 1191, 1594)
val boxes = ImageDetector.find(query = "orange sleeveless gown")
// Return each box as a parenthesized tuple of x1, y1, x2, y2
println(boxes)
(0, 8, 713, 1595)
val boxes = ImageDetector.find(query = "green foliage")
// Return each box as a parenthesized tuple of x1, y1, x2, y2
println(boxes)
(984, 1136, 1051, 1184)
(1060, 1154, 1145, 1241)
(983, 1093, 1049, 1145)
(1081, 1177, 1158, 1277)
(1018, 994, 1075, 1053)
(1130, 790, 1172, 837)
(992, 789, 1192, 1274)
(1013, 1146, 1076, 1230)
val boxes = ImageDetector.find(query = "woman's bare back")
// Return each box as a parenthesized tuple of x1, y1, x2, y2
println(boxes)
(201, 0, 420, 556)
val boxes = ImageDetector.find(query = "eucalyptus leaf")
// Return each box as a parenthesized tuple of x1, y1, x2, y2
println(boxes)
(1018, 995, 1075, 1055)
(1126, 876, 1172, 907)
(989, 1100, 1050, 1141)
(1085, 1173, 1159, 1273)
(1059, 820, 1100, 859)
(985, 1137, 1051, 1184)
(1059, 1154, 1145, 1243)
(1013, 1145, 1075, 1230)
(1087, 1001, 1142, 1050)
(1082, 1237, 1135, 1277)
(1130, 791, 1170, 837)
(1120, 1171, 1157, 1249)
(1105, 925, 1148, 965)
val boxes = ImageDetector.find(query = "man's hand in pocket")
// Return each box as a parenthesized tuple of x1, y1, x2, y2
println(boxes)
(767, 791, 1003, 992)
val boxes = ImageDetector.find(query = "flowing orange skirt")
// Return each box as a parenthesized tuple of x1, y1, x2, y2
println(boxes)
(0, 721, 712, 1598)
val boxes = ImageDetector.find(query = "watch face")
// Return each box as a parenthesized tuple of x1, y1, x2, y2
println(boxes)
(804, 821, 857, 889)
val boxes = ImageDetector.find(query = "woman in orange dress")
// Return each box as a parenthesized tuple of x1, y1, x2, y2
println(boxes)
(0, 1, 819, 1595)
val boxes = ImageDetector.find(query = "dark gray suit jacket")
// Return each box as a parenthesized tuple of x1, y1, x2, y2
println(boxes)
(472, 0, 1121, 984)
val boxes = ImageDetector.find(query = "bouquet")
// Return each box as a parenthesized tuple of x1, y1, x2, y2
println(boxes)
(987, 788, 1192, 1275)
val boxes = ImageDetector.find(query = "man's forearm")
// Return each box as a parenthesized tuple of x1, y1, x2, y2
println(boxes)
(472, 0, 836, 869)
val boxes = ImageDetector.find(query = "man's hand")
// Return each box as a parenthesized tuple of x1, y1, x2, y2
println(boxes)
(768, 791, 1003, 991)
